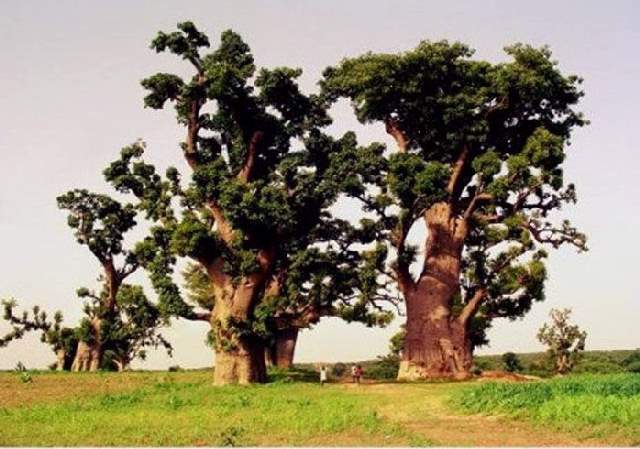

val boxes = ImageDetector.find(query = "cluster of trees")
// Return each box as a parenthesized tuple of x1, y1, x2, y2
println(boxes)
(1, 22, 587, 383)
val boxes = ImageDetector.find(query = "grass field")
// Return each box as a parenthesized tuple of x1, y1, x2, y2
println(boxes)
(456, 374, 640, 443)
(0, 369, 637, 446)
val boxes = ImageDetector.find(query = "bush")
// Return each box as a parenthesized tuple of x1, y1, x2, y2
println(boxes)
(574, 360, 624, 374)
(502, 352, 523, 372)
(168, 365, 183, 372)
(331, 362, 347, 377)
(626, 361, 640, 373)
(366, 355, 399, 380)
(622, 351, 640, 367)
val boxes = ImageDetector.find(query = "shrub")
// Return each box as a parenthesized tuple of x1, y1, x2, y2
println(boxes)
(502, 352, 523, 372)
(331, 362, 347, 377)
(626, 361, 640, 373)
(622, 351, 640, 367)
(574, 360, 624, 374)
(168, 365, 182, 372)
(366, 355, 399, 380)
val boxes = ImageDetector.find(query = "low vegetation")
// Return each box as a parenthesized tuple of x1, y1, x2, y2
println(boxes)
(1, 368, 638, 446)
(456, 374, 640, 443)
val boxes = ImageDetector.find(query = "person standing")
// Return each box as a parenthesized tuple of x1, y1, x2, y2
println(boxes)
(351, 364, 358, 383)
(320, 366, 328, 386)
(356, 365, 364, 384)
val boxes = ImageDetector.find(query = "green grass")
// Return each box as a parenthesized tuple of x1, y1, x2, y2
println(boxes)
(0, 374, 417, 446)
(455, 374, 640, 442)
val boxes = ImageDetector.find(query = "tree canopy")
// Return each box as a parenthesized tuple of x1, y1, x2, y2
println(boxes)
(321, 40, 587, 350)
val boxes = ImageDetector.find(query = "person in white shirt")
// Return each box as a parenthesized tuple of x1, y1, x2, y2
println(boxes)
(320, 366, 328, 386)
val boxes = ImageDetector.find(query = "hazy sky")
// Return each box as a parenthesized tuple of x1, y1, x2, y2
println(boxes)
(1, 0, 638, 370)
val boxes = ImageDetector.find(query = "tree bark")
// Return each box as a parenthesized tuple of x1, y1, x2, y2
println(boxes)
(397, 202, 473, 380)
(55, 349, 66, 371)
(210, 271, 270, 385)
(266, 328, 298, 369)
(214, 337, 266, 385)
(71, 319, 103, 372)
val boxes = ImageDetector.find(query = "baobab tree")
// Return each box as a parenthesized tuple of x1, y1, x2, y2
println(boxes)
(57, 190, 150, 370)
(182, 240, 394, 369)
(104, 22, 393, 384)
(1, 300, 75, 370)
(0, 287, 170, 371)
(322, 41, 587, 379)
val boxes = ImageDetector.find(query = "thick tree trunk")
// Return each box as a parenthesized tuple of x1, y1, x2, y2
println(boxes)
(266, 328, 298, 369)
(71, 341, 92, 371)
(71, 319, 103, 372)
(397, 203, 473, 380)
(210, 283, 268, 385)
(55, 349, 66, 371)
(214, 337, 266, 385)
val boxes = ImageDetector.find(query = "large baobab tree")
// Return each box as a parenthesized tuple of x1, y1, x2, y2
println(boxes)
(322, 41, 587, 379)
(183, 239, 394, 370)
(104, 22, 391, 384)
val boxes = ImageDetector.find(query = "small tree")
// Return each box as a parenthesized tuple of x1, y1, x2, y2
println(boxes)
(501, 352, 523, 372)
(537, 308, 586, 374)
(1, 299, 74, 371)
(1, 287, 170, 372)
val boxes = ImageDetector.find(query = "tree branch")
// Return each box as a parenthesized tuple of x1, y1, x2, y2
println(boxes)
(447, 145, 470, 201)
(385, 118, 408, 153)
(238, 130, 264, 183)
(457, 288, 487, 325)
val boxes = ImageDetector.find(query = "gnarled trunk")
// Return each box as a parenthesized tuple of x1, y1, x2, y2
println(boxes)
(210, 276, 269, 385)
(398, 202, 472, 380)
(71, 319, 103, 372)
(265, 328, 298, 369)
(215, 336, 266, 384)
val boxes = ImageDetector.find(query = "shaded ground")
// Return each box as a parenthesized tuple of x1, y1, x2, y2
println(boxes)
(0, 371, 633, 446)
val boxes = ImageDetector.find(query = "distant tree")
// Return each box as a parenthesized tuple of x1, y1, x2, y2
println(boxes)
(57, 190, 141, 370)
(331, 362, 347, 377)
(322, 41, 587, 379)
(1, 299, 75, 370)
(537, 308, 587, 374)
(104, 22, 395, 384)
(389, 326, 406, 357)
(1, 288, 170, 372)
(501, 352, 523, 372)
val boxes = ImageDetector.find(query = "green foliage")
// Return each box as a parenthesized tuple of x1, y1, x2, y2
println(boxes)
(389, 327, 406, 356)
(321, 38, 587, 349)
(501, 352, 523, 372)
(573, 360, 624, 374)
(626, 362, 640, 374)
(456, 374, 640, 434)
(14, 362, 32, 383)
(537, 308, 587, 374)
(56, 190, 137, 263)
(331, 362, 347, 377)
(366, 355, 400, 380)
(622, 351, 640, 368)
(105, 22, 397, 352)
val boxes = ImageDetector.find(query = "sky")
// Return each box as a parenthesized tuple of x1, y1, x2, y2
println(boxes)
(1, 0, 638, 370)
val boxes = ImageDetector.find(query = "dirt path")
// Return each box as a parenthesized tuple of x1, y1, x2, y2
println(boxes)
(343, 382, 625, 446)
